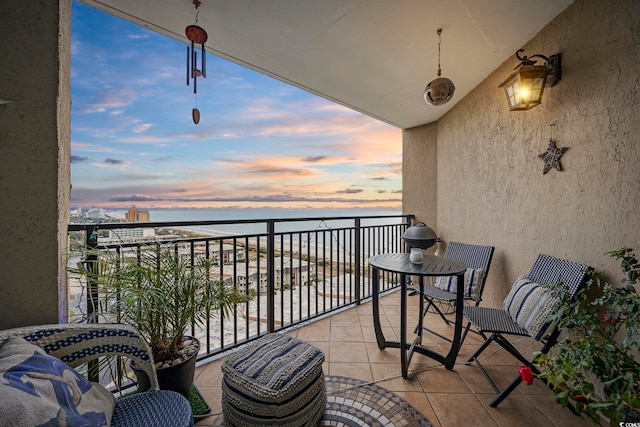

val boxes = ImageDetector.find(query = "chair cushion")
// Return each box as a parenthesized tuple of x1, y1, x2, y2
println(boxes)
(434, 268, 485, 302)
(112, 389, 193, 427)
(463, 305, 529, 336)
(0, 336, 116, 427)
(503, 276, 559, 340)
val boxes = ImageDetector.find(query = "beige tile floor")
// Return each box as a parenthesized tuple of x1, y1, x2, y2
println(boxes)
(193, 290, 595, 426)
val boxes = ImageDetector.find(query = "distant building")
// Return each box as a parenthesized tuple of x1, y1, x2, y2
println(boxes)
(215, 256, 314, 295)
(108, 228, 155, 241)
(86, 207, 106, 219)
(125, 206, 150, 222)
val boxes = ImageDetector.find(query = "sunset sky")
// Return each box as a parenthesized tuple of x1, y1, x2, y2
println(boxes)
(70, 2, 402, 211)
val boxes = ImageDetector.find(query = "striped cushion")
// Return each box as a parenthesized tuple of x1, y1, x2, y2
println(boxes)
(434, 268, 485, 302)
(503, 276, 559, 340)
(221, 333, 326, 427)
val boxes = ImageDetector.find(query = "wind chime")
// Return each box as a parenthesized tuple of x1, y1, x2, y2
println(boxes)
(186, 0, 208, 124)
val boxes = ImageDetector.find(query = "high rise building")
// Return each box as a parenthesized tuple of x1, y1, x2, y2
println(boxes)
(125, 206, 150, 222)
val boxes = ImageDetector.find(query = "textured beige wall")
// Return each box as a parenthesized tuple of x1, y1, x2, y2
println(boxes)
(404, 0, 640, 312)
(403, 122, 438, 234)
(0, 0, 71, 328)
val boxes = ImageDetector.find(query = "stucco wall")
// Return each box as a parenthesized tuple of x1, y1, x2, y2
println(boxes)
(403, 122, 438, 234)
(0, 0, 71, 328)
(404, 0, 639, 312)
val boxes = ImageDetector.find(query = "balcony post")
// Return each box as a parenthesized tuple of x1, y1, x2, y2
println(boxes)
(84, 225, 99, 324)
(267, 220, 275, 332)
(84, 224, 99, 382)
(355, 218, 361, 303)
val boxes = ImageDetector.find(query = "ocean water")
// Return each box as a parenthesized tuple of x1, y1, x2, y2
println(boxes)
(106, 207, 405, 237)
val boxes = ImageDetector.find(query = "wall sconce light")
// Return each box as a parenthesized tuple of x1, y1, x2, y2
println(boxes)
(499, 49, 561, 111)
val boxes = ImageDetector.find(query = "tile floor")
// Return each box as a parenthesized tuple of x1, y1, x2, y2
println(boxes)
(193, 290, 597, 426)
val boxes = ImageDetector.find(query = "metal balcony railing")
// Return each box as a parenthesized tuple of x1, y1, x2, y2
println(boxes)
(67, 214, 413, 362)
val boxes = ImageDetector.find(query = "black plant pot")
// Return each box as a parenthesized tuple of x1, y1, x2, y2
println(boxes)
(132, 336, 199, 398)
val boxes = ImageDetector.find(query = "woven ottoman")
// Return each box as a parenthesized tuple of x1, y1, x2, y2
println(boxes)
(221, 333, 326, 427)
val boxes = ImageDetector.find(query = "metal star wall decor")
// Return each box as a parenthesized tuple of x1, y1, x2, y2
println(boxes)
(538, 139, 568, 174)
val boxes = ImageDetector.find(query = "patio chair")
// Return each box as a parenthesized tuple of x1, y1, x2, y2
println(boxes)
(411, 241, 495, 346)
(0, 323, 193, 426)
(463, 253, 590, 408)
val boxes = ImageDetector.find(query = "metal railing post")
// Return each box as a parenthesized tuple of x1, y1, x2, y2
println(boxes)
(354, 218, 361, 303)
(84, 224, 99, 382)
(267, 220, 275, 332)
(85, 225, 99, 324)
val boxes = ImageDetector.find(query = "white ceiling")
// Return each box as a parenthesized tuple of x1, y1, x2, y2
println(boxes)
(79, 0, 574, 129)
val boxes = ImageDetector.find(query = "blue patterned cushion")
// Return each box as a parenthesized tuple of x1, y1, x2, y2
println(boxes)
(0, 336, 115, 426)
(221, 333, 326, 426)
(434, 268, 485, 302)
(112, 389, 193, 427)
(503, 276, 559, 340)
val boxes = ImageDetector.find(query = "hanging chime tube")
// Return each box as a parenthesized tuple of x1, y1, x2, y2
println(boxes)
(191, 40, 195, 79)
(202, 45, 206, 78)
(186, 46, 190, 85)
(193, 52, 197, 94)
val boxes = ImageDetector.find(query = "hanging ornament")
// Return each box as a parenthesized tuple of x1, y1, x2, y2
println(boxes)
(186, 0, 208, 124)
(424, 29, 455, 106)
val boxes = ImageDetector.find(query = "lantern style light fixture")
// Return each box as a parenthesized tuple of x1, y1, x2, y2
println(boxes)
(186, 0, 208, 124)
(424, 29, 455, 106)
(499, 49, 561, 111)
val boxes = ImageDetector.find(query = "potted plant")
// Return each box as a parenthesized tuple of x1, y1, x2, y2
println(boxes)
(531, 248, 640, 425)
(78, 243, 249, 397)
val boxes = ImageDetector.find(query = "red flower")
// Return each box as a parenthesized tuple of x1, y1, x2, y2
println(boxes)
(602, 312, 616, 327)
(575, 395, 588, 403)
(519, 366, 534, 385)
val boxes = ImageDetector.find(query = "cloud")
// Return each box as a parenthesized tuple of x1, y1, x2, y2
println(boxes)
(74, 88, 139, 116)
(71, 155, 89, 163)
(71, 141, 129, 154)
(302, 156, 327, 163)
(153, 156, 175, 162)
(128, 34, 149, 40)
(132, 123, 152, 133)
(107, 192, 401, 205)
(75, 107, 106, 114)
(244, 164, 316, 177)
(110, 194, 164, 202)
(386, 162, 402, 175)
(337, 188, 364, 194)
(104, 157, 125, 165)
(106, 172, 175, 181)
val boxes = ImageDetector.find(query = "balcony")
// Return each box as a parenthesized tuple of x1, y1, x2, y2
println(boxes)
(194, 291, 592, 426)
(67, 214, 593, 426)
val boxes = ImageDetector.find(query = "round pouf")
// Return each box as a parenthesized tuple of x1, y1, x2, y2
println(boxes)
(221, 333, 326, 427)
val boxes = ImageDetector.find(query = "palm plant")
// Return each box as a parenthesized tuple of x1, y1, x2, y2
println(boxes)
(78, 244, 249, 364)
